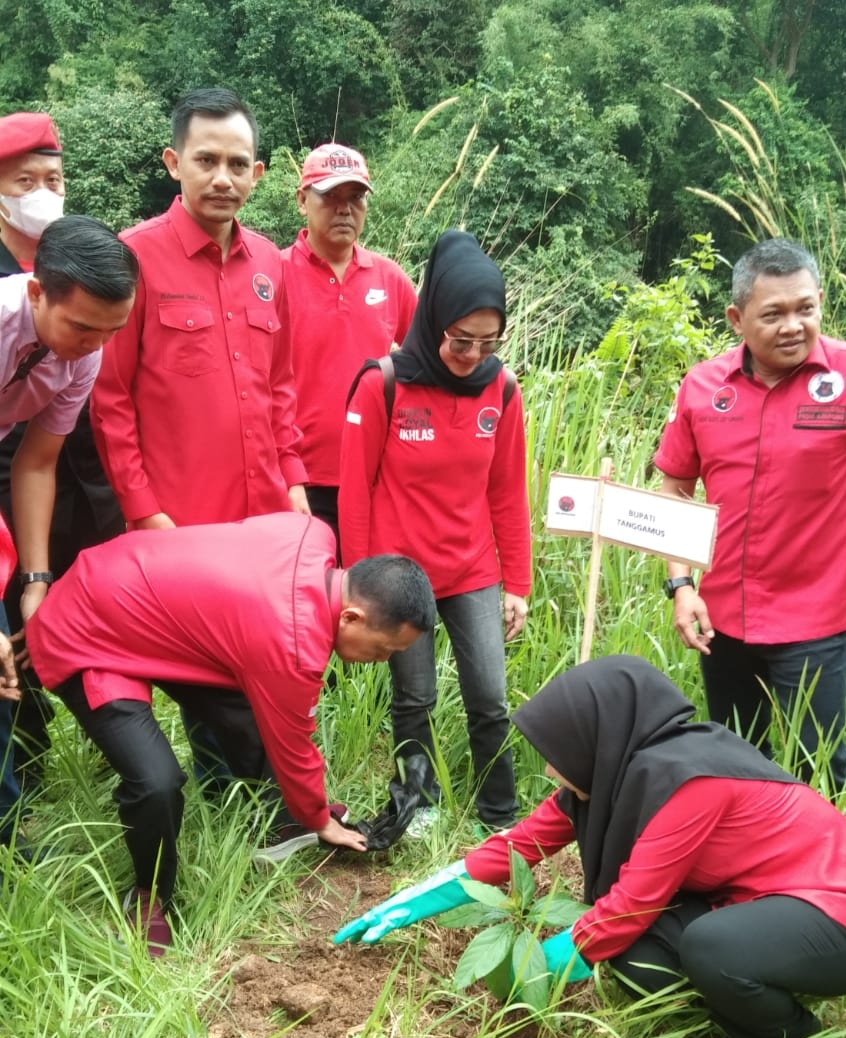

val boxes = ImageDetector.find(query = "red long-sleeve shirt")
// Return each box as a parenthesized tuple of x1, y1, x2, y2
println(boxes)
(465, 777, 846, 962)
(27, 513, 340, 830)
(339, 367, 531, 598)
(91, 198, 307, 526)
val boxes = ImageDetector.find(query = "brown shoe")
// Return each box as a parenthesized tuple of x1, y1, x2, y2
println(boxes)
(122, 887, 172, 958)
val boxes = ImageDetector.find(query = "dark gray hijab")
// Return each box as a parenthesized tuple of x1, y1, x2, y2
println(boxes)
(513, 655, 799, 902)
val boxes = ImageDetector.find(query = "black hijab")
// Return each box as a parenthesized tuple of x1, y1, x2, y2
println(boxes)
(512, 655, 800, 903)
(348, 229, 506, 403)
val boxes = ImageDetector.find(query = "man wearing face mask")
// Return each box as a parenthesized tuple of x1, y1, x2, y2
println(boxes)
(0, 114, 125, 800)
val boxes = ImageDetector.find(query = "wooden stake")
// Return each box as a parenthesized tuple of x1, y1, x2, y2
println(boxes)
(580, 457, 613, 662)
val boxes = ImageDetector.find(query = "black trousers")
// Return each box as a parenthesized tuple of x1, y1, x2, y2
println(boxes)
(611, 893, 846, 1038)
(0, 409, 125, 791)
(700, 629, 846, 789)
(57, 676, 274, 903)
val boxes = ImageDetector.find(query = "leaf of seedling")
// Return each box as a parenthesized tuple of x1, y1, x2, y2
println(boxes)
(484, 950, 515, 1002)
(457, 877, 511, 911)
(509, 844, 536, 912)
(528, 892, 587, 929)
(454, 922, 514, 990)
(440, 900, 507, 928)
(510, 930, 550, 1011)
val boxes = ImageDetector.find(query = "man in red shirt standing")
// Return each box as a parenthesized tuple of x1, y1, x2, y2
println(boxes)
(655, 238, 846, 791)
(91, 88, 309, 793)
(91, 88, 307, 528)
(27, 512, 435, 955)
(283, 144, 417, 547)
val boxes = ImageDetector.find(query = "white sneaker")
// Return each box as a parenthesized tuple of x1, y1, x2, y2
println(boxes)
(405, 806, 440, 839)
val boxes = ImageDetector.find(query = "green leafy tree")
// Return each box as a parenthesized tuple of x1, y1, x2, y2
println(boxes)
(231, 0, 404, 153)
(50, 86, 171, 230)
(387, 0, 489, 108)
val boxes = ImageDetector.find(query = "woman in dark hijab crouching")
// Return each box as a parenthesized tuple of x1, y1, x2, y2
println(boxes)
(336, 655, 846, 1038)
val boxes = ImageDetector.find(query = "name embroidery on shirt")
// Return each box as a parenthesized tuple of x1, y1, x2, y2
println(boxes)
(794, 404, 846, 430)
(397, 407, 434, 441)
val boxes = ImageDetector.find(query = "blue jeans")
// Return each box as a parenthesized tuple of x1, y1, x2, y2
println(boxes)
(700, 630, 846, 789)
(388, 584, 518, 827)
(0, 602, 21, 842)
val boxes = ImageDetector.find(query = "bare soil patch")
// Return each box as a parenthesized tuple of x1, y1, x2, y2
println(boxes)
(206, 848, 586, 1038)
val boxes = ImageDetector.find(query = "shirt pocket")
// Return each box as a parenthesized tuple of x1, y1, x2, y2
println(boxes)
(158, 304, 219, 377)
(246, 307, 281, 374)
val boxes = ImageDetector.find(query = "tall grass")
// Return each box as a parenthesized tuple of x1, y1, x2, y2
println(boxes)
(676, 79, 846, 326)
(5, 196, 846, 1035)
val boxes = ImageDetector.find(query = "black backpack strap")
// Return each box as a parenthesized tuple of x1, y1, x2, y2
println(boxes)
(503, 367, 517, 408)
(378, 354, 396, 421)
(378, 357, 512, 421)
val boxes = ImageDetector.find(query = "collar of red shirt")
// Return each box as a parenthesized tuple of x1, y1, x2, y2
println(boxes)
(295, 227, 373, 270)
(168, 195, 251, 260)
(730, 335, 832, 381)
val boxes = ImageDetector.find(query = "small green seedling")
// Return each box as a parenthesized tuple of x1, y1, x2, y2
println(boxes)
(439, 845, 586, 1011)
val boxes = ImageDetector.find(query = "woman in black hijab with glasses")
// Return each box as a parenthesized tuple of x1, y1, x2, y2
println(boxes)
(339, 230, 531, 841)
(336, 655, 846, 1038)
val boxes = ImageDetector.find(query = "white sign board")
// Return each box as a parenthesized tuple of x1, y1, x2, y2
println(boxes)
(544, 474, 598, 536)
(546, 473, 718, 570)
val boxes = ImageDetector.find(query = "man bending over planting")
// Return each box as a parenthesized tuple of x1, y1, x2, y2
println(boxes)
(26, 512, 435, 956)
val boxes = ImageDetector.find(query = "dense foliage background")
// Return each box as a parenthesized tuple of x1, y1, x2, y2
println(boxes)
(4, 4, 846, 1035)
(3, 0, 846, 349)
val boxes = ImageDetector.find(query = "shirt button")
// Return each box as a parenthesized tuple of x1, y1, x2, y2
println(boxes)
(227, 312, 233, 320)
(339, 294, 344, 301)
(241, 391, 247, 399)
(186, 319, 194, 328)
(329, 277, 336, 284)
(245, 430, 253, 438)
(267, 321, 273, 330)
(248, 469, 255, 477)
(233, 352, 240, 360)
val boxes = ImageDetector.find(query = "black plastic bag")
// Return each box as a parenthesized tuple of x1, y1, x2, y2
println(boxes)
(363, 754, 431, 850)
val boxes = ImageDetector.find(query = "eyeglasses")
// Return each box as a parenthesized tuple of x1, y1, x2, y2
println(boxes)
(442, 333, 507, 356)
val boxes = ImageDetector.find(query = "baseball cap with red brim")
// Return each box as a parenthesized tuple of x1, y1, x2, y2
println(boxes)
(300, 144, 372, 194)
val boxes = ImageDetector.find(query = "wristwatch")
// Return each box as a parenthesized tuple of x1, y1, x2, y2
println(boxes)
(664, 576, 695, 599)
(20, 571, 54, 587)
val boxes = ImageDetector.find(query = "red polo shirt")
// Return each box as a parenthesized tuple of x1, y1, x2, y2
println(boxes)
(27, 513, 341, 830)
(339, 368, 531, 598)
(282, 230, 417, 487)
(91, 198, 307, 526)
(654, 337, 846, 643)
(466, 778, 846, 962)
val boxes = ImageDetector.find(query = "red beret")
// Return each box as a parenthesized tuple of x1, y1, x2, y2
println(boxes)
(0, 113, 63, 164)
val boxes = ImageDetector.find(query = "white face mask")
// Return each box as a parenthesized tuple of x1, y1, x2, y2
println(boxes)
(0, 189, 65, 239)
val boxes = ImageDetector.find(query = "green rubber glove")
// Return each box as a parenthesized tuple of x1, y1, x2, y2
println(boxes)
(334, 860, 472, 945)
(540, 927, 593, 982)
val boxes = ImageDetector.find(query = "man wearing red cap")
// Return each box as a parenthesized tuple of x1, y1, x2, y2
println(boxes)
(0, 113, 65, 273)
(0, 112, 125, 799)
(282, 143, 417, 546)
